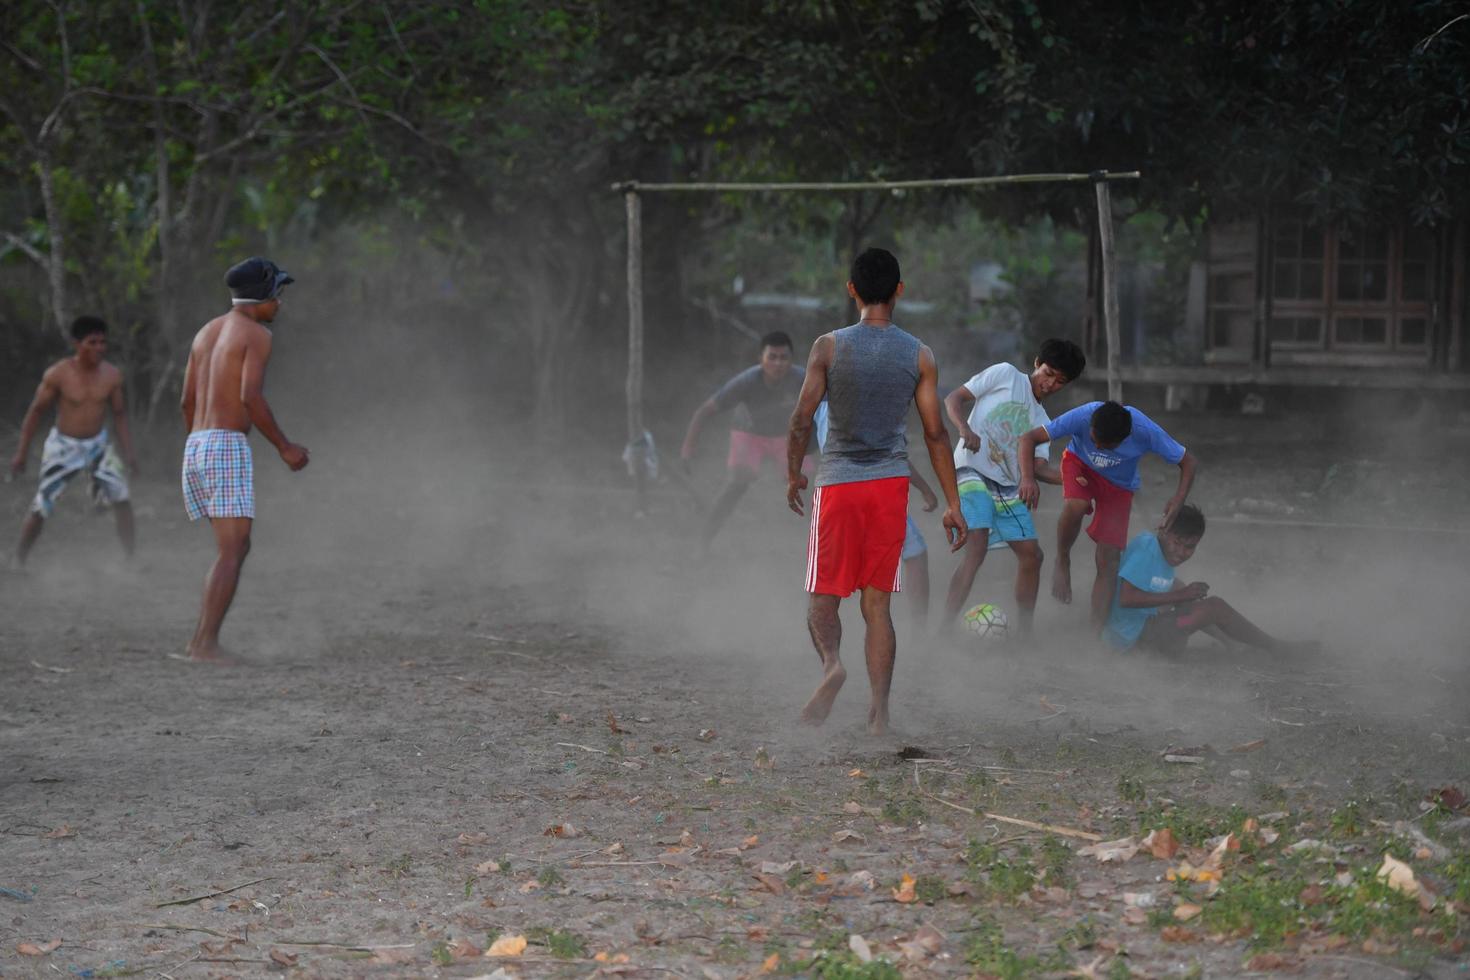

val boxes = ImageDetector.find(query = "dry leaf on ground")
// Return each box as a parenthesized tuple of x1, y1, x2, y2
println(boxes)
(1142, 827, 1179, 859)
(832, 829, 865, 844)
(371, 948, 416, 965)
(751, 872, 786, 895)
(607, 710, 625, 734)
(1246, 952, 1301, 971)
(451, 939, 483, 958)
(268, 948, 298, 966)
(1173, 902, 1203, 921)
(1377, 854, 1432, 906)
(759, 860, 797, 875)
(893, 872, 918, 903)
(16, 939, 62, 956)
(475, 859, 501, 875)
(43, 824, 76, 839)
(543, 822, 578, 838)
(1229, 738, 1266, 753)
(458, 832, 491, 845)
(485, 934, 527, 957)
(1078, 837, 1139, 863)
(761, 953, 781, 973)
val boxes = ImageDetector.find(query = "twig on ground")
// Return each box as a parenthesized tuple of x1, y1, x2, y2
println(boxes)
(132, 923, 242, 941)
(1269, 717, 1307, 727)
(470, 633, 531, 645)
(556, 742, 609, 755)
(272, 940, 416, 950)
(155, 949, 203, 980)
(574, 859, 667, 867)
(154, 877, 273, 908)
(913, 766, 1101, 841)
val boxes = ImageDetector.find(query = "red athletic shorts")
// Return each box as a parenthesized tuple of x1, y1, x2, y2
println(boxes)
(727, 430, 785, 473)
(804, 476, 908, 596)
(1061, 450, 1133, 550)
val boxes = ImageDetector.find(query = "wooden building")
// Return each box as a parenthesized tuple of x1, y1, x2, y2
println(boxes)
(1092, 212, 1470, 394)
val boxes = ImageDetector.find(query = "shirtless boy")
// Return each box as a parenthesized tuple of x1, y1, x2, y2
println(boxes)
(10, 316, 137, 566)
(787, 248, 966, 735)
(179, 257, 309, 662)
(941, 339, 1085, 637)
(1018, 400, 1196, 632)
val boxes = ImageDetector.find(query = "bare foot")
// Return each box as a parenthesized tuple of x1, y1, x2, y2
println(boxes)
(1050, 561, 1072, 604)
(867, 707, 890, 736)
(799, 662, 847, 726)
(185, 643, 239, 665)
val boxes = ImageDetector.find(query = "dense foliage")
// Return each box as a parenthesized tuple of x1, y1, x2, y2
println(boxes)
(2, 1, 1466, 424)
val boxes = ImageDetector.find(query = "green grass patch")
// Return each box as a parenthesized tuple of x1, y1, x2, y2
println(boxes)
(964, 839, 1039, 898)
(963, 917, 1068, 979)
(527, 926, 587, 959)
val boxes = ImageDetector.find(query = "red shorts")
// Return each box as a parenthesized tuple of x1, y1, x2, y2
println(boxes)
(727, 430, 785, 474)
(1062, 450, 1132, 550)
(805, 476, 908, 596)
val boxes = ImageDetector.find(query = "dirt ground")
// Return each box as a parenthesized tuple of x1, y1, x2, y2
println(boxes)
(2, 413, 1468, 979)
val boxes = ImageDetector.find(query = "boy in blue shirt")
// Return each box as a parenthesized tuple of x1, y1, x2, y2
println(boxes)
(1018, 400, 1197, 631)
(1105, 505, 1311, 654)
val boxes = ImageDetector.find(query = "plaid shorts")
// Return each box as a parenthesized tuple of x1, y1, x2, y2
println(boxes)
(182, 429, 254, 520)
(32, 428, 129, 517)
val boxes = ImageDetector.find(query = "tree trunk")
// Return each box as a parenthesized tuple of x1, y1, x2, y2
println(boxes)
(36, 154, 69, 339)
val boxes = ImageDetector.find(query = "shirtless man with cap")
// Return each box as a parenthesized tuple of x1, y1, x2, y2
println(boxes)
(179, 257, 309, 662)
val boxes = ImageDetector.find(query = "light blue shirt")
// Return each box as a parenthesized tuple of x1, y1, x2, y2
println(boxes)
(1044, 402, 1186, 492)
(1103, 532, 1178, 649)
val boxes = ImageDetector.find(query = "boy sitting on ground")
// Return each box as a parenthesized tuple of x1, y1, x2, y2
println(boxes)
(1103, 504, 1315, 655)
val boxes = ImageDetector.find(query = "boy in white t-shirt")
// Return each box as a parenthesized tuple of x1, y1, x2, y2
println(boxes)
(942, 339, 1085, 637)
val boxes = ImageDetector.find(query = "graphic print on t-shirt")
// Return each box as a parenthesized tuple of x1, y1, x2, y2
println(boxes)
(977, 400, 1034, 487)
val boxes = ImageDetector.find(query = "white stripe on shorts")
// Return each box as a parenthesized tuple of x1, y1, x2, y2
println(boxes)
(805, 485, 823, 591)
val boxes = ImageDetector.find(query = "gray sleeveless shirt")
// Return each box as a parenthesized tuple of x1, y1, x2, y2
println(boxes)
(816, 322, 922, 487)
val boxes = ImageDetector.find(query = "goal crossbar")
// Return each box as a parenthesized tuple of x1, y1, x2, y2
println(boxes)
(616, 169, 1141, 507)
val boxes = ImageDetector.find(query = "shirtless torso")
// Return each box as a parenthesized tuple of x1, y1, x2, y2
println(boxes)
(48, 358, 124, 439)
(181, 308, 307, 467)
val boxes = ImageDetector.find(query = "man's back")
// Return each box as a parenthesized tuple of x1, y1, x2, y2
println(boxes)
(817, 322, 921, 487)
(187, 312, 263, 434)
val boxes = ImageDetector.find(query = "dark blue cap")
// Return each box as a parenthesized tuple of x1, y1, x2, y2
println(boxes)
(225, 257, 294, 302)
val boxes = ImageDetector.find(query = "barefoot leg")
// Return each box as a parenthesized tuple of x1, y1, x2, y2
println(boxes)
(187, 517, 251, 662)
(700, 473, 753, 553)
(112, 501, 135, 558)
(942, 529, 989, 626)
(15, 512, 44, 567)
(858, 586, 896, 735)
(1051, 499, 1089, 603)
(1008, 539, 1043, 639)
(800, 593, 846, 724)
(1180, 595, 1305, 653)
(903, 553, 929, 634)
(1089, 542, 1121, 633)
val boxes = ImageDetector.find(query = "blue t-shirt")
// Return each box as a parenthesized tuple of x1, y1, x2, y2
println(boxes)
(1103, 532, 1178, 649)
(1044, 402, 1186, 491)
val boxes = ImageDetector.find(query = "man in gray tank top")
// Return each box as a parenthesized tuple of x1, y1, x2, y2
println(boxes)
(786, 248, 968, 735)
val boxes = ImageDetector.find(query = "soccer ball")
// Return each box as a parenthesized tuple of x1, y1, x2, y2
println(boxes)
(963, 602, 1008, 642)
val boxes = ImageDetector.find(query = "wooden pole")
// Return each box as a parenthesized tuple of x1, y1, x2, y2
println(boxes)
(624, 190, 647, 510)
(613, 171, 1140, 195)
(1093, 175, 1123, 403)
